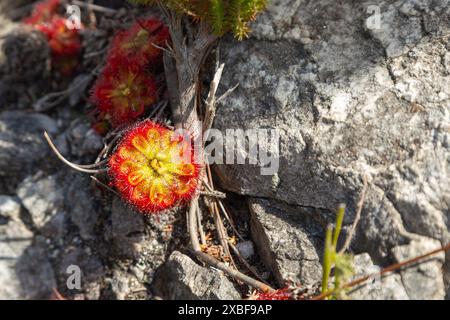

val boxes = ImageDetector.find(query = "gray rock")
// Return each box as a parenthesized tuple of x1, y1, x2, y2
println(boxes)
(0, 111, 58, 193)
(17, 170, 100, 240)
(65, 173, 100, 240)
(0, 195, 33, 299)
(15, 236, 57, 299)
(236, 240, 255, 259)
(330, 242, 444, 300)
(2, 28, 50, 80)
(214, 0, 450, 298)
(17, 172, 65, 233)
(58, 246, 105, 299)
(66, 121, 103, 158)
(349, 253, 409, 300)
(106, 197, 174, 285)
(0, 195, 21, 218)
(108, 197, 147, 259)
(152, 251, 241, 300)
(249, 198, 324, 287)
(108, 269, 147, 300)
(391, 238, 446, 300)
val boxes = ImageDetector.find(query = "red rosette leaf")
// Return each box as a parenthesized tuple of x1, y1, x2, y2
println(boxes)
(109, 121, 202, 213)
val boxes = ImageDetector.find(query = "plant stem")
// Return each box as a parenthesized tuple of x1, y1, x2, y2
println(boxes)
(332, 203, 346, 248)
(321, 224, 333, 295)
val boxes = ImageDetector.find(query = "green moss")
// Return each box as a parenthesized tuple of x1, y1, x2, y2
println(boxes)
(127, 0, 268, 39)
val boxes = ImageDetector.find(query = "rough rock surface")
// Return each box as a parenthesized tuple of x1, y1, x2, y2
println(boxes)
(105, 197, 177, 280)
(214, 0, 450, 298)
(0, 111, 59, 194)
(0, 195, 57, 299)
(0, 196, 33, 299)
(391, 238, 446, 299)
(152, 251, 241, 300)
(16, 170, 101, 240)
(249, 197, 324, 287)
(349, 253, 410, 300)
(15, 236, 57, 299)
(350, 243, 446, 300)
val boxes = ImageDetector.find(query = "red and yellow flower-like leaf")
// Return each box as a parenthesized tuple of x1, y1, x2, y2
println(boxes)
(91, 61, 159, 128)
(35, 16, 82, 57)
(23, 0, 61, 25)
(109, 121, 201, 213)
(23, 0, 82, 75)
(108, 18, 170, 66)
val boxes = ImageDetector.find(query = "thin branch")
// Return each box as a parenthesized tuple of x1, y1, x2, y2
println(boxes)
(70, 0, 117, 14)
(188, 197, 274, 293)
(203, 164, 234, 265)
(200, 190, 227, 199)
(215, 83, 239, 105)
(147, 100, 168, 120)
(212, 200, 235, 266)
(339, 174, 368, 254)
(87, 0, 97, 27)
(90, 176, 120, 196)
(203, 62, 224, 135)
(228, 241, 268, 284)
(34, 70, 95, 112)
(196, 201, 207, 246)
(44, 131, 108, 174)
(188, 198, 201, 252)
(77, 159, 108, 169)
(151, 42, 174, 57)
(217, 199, 245, 242)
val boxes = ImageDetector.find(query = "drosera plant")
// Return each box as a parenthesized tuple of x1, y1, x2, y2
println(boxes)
(23, 0, 83, 76)
(91, 61, 160, 132)
(90, 17, 170, 134)
(108, 19, 170, 66)
(108, 120, 201, 213)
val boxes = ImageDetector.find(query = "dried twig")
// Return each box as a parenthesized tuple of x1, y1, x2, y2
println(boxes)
(44, 132, 108, 174)
(188, 197, 274, 293)
(200, 190, 226, 199)
(90, 175, 119, 196)
(86, 0, 97, 27)
(215, 83, 239, 105)
(339, 174, 368, 254)
(51, 288, 67, 300)
(217, 199, 245, 241)
(228, 241, 268, 284)
(70, 0, 117, 14)
(203, 62, 225, 134)
(34, 69, 96, 112)
(195, 201, 207, 246)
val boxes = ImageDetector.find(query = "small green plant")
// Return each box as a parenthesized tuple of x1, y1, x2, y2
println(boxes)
(321, 204, 355, 300)
(128, 0, 268, 39)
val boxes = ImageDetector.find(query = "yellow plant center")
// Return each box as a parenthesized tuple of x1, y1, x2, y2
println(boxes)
(116, 127, 197, 200)
(124, 29, 149, 51)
